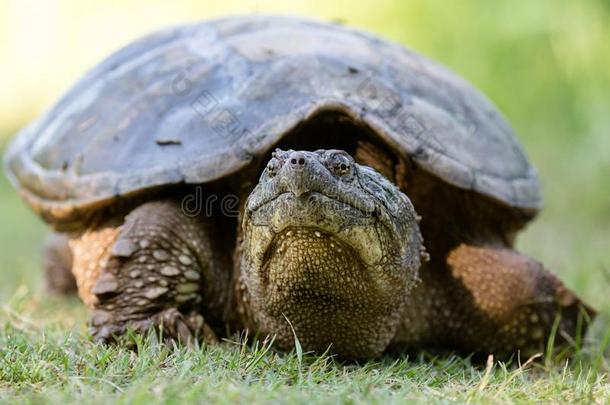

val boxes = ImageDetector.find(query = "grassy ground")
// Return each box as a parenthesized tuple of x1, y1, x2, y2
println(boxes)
(1, 2, 610, 403)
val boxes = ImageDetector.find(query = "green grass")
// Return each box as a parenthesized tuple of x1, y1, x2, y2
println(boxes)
(1, 329, 609, 405)
(1, 1, 610, 403)
(1, 287, 609, 405)
(0, 307, 609, 405)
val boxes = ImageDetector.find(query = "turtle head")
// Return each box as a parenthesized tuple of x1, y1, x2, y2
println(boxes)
(241, 149, 423, 359)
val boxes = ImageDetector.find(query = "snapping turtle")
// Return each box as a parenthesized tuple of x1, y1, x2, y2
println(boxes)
(4, 15, 594, 359)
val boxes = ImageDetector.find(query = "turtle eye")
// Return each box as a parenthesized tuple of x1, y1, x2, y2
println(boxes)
(332, 154, 352, 177)
(266, 158, 279, 177)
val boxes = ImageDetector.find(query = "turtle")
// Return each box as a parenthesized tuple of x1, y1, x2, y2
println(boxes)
(4, 15, 595, 360)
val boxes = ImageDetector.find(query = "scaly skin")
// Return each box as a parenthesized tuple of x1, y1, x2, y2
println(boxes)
(69, 200, 225, 344)
(392, 244, 594, 358)
(56, 148, 594, 360)
(240, 149, 424, 359)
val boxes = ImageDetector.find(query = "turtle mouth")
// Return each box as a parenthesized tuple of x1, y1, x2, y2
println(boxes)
(245, 191, 386, 267)
(247, 191, 378, 229)
(248, 191, 377, 218)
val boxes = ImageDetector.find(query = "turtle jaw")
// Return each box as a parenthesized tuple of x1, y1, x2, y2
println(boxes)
(240, 206, 413, 359)
(243, 191, 405, 297)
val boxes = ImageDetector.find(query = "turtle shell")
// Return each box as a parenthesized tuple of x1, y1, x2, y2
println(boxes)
(4, 15, 541, 225)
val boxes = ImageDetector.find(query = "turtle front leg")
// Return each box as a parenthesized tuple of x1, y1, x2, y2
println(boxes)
(445, 244, 594, 357)
(69, 200, 228, 345)
(394, 244, 595, 358)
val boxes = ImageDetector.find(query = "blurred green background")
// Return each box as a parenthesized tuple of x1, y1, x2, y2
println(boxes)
(0, 0, 608, 312)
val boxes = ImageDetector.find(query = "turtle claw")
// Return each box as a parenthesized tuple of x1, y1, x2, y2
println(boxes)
(90, 308, 218, 346)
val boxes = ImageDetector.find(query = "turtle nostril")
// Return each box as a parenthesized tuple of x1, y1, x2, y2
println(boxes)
(288, 152, 307, 167)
